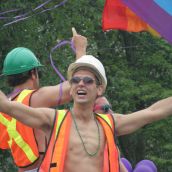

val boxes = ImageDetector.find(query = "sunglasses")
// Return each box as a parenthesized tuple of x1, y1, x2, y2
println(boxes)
(70, 76, 96, 85)
(94, 104, 112, 113)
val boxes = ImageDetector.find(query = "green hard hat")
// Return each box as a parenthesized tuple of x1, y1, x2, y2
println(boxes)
(2, 47, 43, 75)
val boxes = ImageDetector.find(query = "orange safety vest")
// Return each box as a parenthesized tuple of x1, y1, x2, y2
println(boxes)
(0, 89, 39, 167)
(39, 110, 120, 172)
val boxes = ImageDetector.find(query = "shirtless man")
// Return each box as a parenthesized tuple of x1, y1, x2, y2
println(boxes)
(0, 55, 172, 172)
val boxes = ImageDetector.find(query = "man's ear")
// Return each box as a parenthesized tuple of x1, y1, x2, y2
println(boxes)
(97, 85, 104, 97)
(31, 69, 37, 80)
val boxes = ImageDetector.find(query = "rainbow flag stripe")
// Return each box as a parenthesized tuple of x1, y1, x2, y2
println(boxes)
(102, 0, 158, 35)
(102, 0, 172, 44)
(122, 0, 172, 44)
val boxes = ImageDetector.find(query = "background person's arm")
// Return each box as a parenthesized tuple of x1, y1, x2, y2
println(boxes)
(31, 80, 71, 107)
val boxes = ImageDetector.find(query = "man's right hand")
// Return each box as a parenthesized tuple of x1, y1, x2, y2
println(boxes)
(72, 27, 87, 59)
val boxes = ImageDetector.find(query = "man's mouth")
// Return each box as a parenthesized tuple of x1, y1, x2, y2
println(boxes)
(77, 90, 87, 96)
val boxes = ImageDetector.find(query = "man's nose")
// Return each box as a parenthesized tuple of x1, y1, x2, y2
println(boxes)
(78, 79, 85, 85)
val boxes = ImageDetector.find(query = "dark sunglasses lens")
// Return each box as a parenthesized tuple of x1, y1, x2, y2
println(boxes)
(70, 77, 81, 84)
(83, 77, 94, 84)
(70, 77, 94, 85)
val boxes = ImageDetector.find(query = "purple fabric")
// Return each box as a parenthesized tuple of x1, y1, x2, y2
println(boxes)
(133, 165, 153, 172)
(56, 82, 63, 105)
(49, 40, 75, 105)
(7, 89, 22, 99)
(33, 0, 53, 11)
(36, 0, 68, 14)
(154, 0, 172, 16)
(0, 16, 11, 19)
(2, 0, 68, 27)
(135, 160, 157, 172)
(120, 158, 133, 172)
(0, 9, 19, 15)
(14, 13, 28, 19)
(3, 16, 30, 26)
(122, 0, 172, 45)
(49, 40, 75, 81)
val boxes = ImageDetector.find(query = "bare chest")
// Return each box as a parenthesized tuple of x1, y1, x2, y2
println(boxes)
(64, 120, 106, 172)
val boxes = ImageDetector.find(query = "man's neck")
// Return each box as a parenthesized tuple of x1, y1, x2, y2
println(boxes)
(8, 81, 35, 99)
(72, 103, 95, 121)
(14, 80, 35, 91)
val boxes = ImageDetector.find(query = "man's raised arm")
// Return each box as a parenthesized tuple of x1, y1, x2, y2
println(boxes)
(31, 28, 87, 108)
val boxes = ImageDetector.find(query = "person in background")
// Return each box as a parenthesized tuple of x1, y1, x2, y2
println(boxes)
(0, 28, 87, 172)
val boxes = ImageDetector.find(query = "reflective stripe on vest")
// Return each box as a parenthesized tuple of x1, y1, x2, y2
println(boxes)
(97, 113, 113, 128)
(0, 90, 38, 166)
(39, 111, 119, 172)
(55, 110, 67, 137)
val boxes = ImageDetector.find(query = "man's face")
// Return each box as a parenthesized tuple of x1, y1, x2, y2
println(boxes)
(69, 69, 103, 104)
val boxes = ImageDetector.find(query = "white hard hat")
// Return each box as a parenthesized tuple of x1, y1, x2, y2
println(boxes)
(67, 55, 107, 89)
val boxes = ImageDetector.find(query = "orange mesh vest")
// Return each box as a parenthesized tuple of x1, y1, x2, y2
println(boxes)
(0, 89, 39, 167)
(39, 110, 119, 172)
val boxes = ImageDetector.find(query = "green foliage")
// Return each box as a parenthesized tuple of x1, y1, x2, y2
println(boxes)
(0, 150, 17, 171)
(1, 0, 172, 171)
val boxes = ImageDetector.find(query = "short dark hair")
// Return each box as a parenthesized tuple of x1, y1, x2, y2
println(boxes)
(7, 69, 37, 87)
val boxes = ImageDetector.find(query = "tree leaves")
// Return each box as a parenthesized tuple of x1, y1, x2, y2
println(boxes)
(1, 1, 172, 171)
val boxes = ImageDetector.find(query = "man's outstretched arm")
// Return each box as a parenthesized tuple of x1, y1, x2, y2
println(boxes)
(115, 96, 172, 136)
(0, 90, 54, 133)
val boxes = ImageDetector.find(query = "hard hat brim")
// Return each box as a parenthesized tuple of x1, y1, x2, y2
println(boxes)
(2, 64, 44, 76)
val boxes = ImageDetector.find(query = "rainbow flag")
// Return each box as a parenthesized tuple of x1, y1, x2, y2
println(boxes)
(122, 0, 172, 44)
(102, 0, 172, 44)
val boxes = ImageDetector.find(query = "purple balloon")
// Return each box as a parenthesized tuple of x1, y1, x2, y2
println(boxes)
(120, 157, 133, 172)
(135, 160, 157, 172)
(133, 165, 153, 172)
